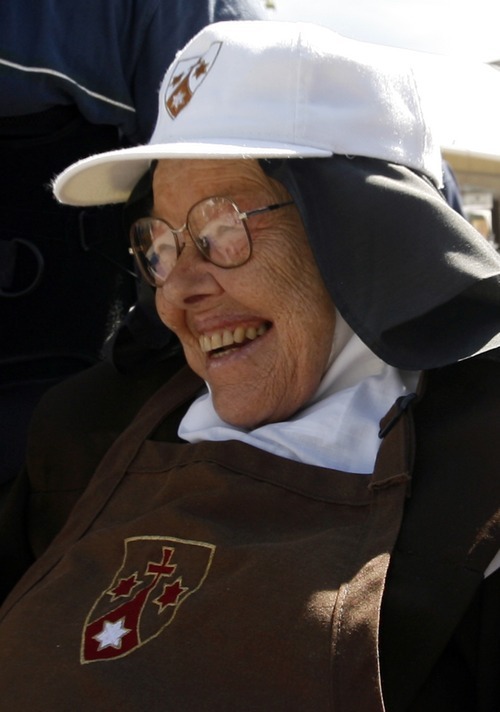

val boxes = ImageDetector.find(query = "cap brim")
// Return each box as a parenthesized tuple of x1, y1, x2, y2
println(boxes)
(53, 141, 332, 206)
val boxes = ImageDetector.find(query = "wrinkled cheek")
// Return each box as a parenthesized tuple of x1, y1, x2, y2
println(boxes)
(154, 290, 180, 332)
(154, 290, 168, 324)
(182, 348, 206, 382)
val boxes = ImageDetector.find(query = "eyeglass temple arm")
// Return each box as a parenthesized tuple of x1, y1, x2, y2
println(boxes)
(240, 200, 294, 220)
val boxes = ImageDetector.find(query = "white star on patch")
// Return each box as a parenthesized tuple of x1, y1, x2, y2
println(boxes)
(93, 618, 131, 651)
(172, 91, 186, 109)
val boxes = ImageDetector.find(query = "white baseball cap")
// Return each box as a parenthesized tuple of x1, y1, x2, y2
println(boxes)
(53, 20, 443, 206)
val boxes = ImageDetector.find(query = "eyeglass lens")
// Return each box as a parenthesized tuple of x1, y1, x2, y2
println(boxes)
(130, 196, 251, 286)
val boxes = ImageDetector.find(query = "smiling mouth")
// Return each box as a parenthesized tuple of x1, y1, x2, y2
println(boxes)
(199, 323, 271, 357)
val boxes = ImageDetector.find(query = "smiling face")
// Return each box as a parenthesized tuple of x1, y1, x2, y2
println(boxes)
(153, 158, 336, 429)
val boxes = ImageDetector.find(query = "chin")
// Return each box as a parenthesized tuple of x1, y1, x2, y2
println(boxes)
(213, 400, 264, 430)
(219, 410, 262, 430)
(215, 399, 295, 430)
(212, 383, 305, 429)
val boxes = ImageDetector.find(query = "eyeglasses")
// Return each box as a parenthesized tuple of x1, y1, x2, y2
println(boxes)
(129, 196, 294, 287)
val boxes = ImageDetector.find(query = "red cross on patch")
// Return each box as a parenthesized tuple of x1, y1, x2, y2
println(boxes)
(81, 536, 215, 663)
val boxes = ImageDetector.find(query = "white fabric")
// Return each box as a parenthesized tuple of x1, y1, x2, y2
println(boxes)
(53, 21, 442, 206)
(179, 314, 418, 474)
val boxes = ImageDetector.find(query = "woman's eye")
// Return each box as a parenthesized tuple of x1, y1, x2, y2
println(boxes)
(196, 235, 211, 253)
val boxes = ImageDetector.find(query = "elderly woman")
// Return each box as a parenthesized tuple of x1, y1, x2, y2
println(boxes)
(0, 21, 499, 712)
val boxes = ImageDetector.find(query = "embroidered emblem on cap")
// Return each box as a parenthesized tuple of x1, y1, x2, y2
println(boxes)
(165, 41, 222, 119)
(81, 535, 216, 663)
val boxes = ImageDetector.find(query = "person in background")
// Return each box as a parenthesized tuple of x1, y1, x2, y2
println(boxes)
(1, 20, 499, 711)
(0, 0, 264, 492)
(442, 159, 464, 214)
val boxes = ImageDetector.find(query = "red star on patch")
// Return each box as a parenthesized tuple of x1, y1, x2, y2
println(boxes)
(153, 578, 188, 613)
(108, 573, 142, 600)
(193, 60, 208, 79)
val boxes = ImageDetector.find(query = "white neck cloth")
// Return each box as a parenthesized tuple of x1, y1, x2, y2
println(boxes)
(178, 314, 419, 474)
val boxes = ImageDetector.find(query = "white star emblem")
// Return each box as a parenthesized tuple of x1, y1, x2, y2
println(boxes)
(171, 90, 186, 109)
(93, 618, 131, 651)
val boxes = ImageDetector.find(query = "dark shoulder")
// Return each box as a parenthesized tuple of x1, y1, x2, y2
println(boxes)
(30, 346, 189, 443)
(0, 350, 189, 597)
(25, 351, 187, 555)
(30, 357, 173, 437)
(381, 355, 500, 710)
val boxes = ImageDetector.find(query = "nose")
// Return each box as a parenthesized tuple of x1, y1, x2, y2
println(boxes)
(158, 239, 222, 306)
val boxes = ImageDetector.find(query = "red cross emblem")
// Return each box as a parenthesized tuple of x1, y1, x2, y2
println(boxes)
(81, 536, 215, 663)
(165, 41, 222, 119)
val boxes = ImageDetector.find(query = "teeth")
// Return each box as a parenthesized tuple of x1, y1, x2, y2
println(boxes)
(222, 330, 233, 347)
(233, 326, 245, 344)
(199, 324, 269, 353)
(201, 335, 211, 352)
(211, 332, 222, 350)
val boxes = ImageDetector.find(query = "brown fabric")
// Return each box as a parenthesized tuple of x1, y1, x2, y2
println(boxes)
(0, 366, 412, 711)
(1, 357, 499, 709)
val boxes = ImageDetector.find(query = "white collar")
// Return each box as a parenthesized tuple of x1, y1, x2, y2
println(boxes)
(179, 314, 419, 474)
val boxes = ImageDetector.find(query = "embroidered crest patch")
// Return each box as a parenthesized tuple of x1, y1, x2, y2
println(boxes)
(81, 535, 215, 663)
(165, 41, 222, 119)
